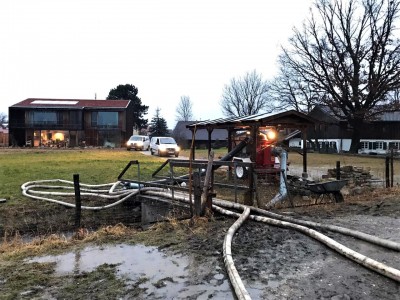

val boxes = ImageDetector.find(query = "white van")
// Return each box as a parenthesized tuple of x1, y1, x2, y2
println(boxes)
(126, 135, 150, 151)
(150, 136, 180, 157)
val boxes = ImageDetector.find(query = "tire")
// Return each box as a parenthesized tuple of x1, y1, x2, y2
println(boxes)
(150, 148, 154, 155)
(235, 165, 248, 179)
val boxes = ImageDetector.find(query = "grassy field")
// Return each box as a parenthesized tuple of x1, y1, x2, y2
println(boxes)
(0, 148, 171, 202)
(1, 147, 398, 202)
(1, 148, 399, 299)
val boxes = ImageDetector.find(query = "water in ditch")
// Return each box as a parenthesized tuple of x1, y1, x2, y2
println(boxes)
(27, 243, 264, 299)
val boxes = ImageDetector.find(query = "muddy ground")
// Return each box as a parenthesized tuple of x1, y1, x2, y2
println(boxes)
(1, 191, 400, 299)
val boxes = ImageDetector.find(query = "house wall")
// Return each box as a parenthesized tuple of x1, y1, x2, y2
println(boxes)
(302, 139, 352, 153)
(359, 122, 400, 139)
(289, 138, 302, 148)
(298, 106, 400, 154)
(0, 131, 8, 146)
(290, 136, 400, 155)
(358, 139, 400, 155)
(9, 104, 131, 147)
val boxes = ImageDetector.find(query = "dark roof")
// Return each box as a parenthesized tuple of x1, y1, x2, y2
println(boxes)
(186, 110, 317, 130)
(10, 98, 130, 109)
(378, 111, 400, 121)
(173, 121, 228, 140)
(311, 104, 400, 122)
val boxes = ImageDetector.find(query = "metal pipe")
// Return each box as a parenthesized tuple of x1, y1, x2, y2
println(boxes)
(266, 147, 288, 208)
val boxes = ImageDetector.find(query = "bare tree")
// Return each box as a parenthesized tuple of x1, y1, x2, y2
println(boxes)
(268, 55, 323, 113)
(220, 70, 273, 117)
(175, 96, 194, 121)
(280, 0, 400, 152)
(0, 113, 7, 127)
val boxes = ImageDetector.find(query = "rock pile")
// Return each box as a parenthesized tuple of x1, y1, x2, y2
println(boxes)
(323, 165, 379, 195)
(323, 165, 373, 186)
(287, 165, 379, 198)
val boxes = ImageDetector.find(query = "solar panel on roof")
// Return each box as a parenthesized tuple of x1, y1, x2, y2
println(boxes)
(31, 100, 78, 105)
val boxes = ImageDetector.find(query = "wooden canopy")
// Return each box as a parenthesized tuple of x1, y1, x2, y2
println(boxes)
(186, 110, 319, 176)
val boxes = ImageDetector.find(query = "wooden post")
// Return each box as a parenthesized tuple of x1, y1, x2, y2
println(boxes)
(73, 174, 82, 229)
(201, 151, 214, 215)
(302, 128, 308, 178)
(228, 128, 233, 180)
(207, 128, 213, 155)
(244, 163, 254, 206)
(190, 128, 196, 160)
(391, 149, 394, 187)
(234, 161, 238, 203)
(385, 156, 390, 188)
(336, 161, 341, 180)
(250, 126, 257, 163)
(193, 172, 202, 216)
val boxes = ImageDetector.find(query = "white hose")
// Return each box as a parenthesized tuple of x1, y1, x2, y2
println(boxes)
(21, 179, 151, 210)
(213, 199, 400, 252)
(144, 190, 400, 252)
(223, 207, 252, 300)
(142, 190, 400, 283)
(20, 180, 400, 285)
(213, 204, 400, 283)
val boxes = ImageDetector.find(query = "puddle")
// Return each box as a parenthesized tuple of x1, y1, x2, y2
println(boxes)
(27, 243, 258, 299)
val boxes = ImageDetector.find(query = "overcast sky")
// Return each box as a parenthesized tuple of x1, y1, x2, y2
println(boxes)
(0, 0, 313, 128)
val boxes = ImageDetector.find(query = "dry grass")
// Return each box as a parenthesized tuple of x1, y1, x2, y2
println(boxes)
(0, 231, 70, 258)
(344, 186, 400, 203)
(0, 224, 138, 258)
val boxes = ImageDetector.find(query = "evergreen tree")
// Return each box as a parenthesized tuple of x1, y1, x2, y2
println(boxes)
(149, 107, 169, 136)
(107, 84, 149, 129)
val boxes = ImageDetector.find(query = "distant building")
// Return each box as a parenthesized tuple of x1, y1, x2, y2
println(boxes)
(288, 105, 400, 154)
(172, 121, 228, 149)
(8, 98, 135, 147)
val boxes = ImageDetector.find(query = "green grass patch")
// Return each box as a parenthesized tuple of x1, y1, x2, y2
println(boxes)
(287, 151, 398, 179)
(0, 149, 164, 202)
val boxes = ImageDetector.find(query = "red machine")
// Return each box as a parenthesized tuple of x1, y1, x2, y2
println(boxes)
(234, 127, 279, 179)
(255, 130, 278, 169)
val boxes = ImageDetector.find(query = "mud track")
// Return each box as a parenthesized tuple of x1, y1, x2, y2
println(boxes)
(175, 196, 400, 299)
(1, 193, 399, 299)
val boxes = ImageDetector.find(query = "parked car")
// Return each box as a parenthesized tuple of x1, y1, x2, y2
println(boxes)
(150, 136, 180, 157)
(126, 135, 150, 151)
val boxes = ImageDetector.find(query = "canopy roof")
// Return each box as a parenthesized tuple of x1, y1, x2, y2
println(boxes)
(186, 110, 318, 130)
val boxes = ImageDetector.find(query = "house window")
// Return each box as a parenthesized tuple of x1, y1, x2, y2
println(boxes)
(389, 142, 400, 150)
(91, 112, 118, 128)
(375, 141, 384, 149)
(360, 142, 368, 149)
(27, 111, 60, 126)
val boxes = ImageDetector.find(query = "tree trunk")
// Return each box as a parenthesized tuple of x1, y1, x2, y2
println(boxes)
(349, 118, 363, 153)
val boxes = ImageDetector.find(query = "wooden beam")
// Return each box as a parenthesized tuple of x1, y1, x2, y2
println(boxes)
(207, 127, 213, 155)
(302, 128, 308, 178)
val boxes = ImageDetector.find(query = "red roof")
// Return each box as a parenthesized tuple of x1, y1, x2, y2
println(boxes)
(11, 98, 130, 109)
